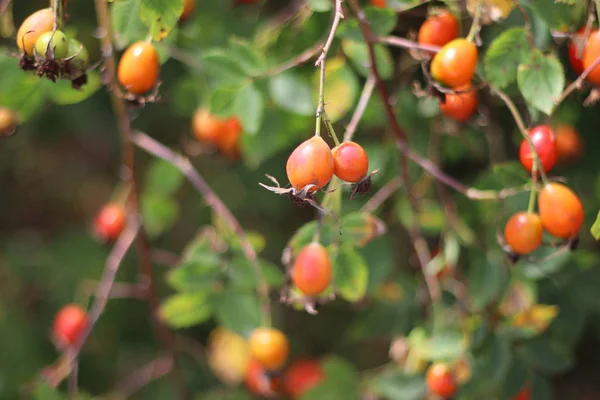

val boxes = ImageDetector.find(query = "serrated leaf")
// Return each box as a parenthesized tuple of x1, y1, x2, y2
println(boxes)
(159, 292, 213, 328)
(268, 72, 314, 116)
(522, 0, 586, 31)
(342, 40, 393, 80)
(145, 158, 184, 195)
(517, 50, 564, 115)
(332, 245, 368, 302)
(139, 0, 183, 41)
(111, 0, 147, 48)
(233, 84, 263, 135)
(214, 290, 262, 336)
(484, 28, 530, 89)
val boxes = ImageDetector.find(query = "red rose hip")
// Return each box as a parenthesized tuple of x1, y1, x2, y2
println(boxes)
(519, 125, 557, 174)
(331, 141, 369, 183)
(504, 212, 543, 255)
(93, 203, 126, 242)
(53, 304, 89, 348)
(291, 242, 332, 296)
(286, 136, 334, 192)
(284, 359, 325, 398)
(426, 362, 457, 398)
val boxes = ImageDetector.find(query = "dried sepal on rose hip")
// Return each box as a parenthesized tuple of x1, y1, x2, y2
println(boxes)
(330, 141, 377, 199)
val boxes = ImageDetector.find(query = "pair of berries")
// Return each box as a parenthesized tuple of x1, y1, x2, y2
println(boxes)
(247, 327, 324, 398)
(192, 108, 244, 158)
(17, 8, 90, 82)
(418, 11, 479, 123)
(286, 136, 369, 193)
(569, 27, 600, 84)
(520, 124, 583, 172)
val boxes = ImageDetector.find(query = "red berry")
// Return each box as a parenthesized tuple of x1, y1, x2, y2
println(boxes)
(513, 385, 531, 400)
(582, 30, 600, 84)
(286, 136, 334, 192)
(439, 84, 478, 122)
(426, 363, 457, 398)
(331, 141, 369, 183)
(418, 11, 459, 50)
(53, 304, 89, 348)
(117, 41, 160, 95)
(93, 203, 126, 242)
(246, 359, 283, 397)
(249, 327, 289, 371)
(519, 125, 557, 174)
(431, 39, 478, 88)
(284, 359, 325, 399)
(538, 183, 584, 239)
(569, 28, 586, 75)
(554, 124, 583, 164)
(291, 242, 332, 297)
(370, 0, 386, 7)
(504, 212, 543, 255)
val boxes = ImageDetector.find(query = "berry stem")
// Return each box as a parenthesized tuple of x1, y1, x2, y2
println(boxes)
(466, 0, 483, 43)
(344, 73, 376, 142)
(596, 0, 600, 28)
(527, 165, 538, 214)
(491, 86, 550, 186)
(314, 0, 344, 137)
(323, 111, 341, 146)
(52, 0, 64, 30)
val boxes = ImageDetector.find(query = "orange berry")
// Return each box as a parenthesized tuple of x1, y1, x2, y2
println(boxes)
(426, 363, 457, 398)
(286, 136, 334, 192)
(117, 41, 160, 95)
(249, 327, 289, 371)
(554, 124, 583, 164)
(331, 141, 369, 183)
(504, 212, 543, 255)
(538, 183, 584, 239)
(284, 359, 325, 399)
(431, 38, 478, 88)
(16, 8, 54, 56)
(418, 11, 459, 49)
(439, 84, 478, 122)
(292, 242, 332, 296)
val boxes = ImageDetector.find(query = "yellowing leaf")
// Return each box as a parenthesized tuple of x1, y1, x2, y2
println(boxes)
(313, 57, 359, 123)
(467, 0, 517, 24)
(511, 304, 559, 334)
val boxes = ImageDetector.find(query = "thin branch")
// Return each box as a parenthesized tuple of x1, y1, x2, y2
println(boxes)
(347, 0, 439, 302)
(0, 0, 11, 16)
(260, 41, 323, 77)
(361, 177, 403, 214)
(515, 3, 535, 48)
(131, 131, 272, 325)
(68, 363, 78, 400)
(152, 248, 181, 268)
(344, 73, 376, 142)
(555, 54, 600, 105)
(377, 36, 441, 53)
(93, 0, 190, 397)
(111, 355, 174, 397)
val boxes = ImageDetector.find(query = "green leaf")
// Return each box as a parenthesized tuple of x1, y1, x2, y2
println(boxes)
(167, 259, 223, 292)
(46, 72, 102, 105)
(196, 389, 252, 400)
(590, 209, 600, 240)
(233, 84, 264, 135)
(332, 245, 368, 302)
(209, 84, 244, 117)
(422, 330, 468, 361)
(139, 0, 184, 41)
(214, 290, 262, 336)
(159, 292, 213, 328)
(228, 38, 267, 76)
(336, 8, 397, 41)
(370, 371, 426, 400)
(339, 212, 386, 247)
(227, 258, 285, 289)
(268, 72, 315, 116)
(302, 356, 360, 400)
(342, 40, 393, 80)
(307, 0, 332, 12)
(492, 161, 530, 188)
(145, 158, 185, 196)
(484, 28, 530, 89)
(517, 50, 565, 115)
(140, 192, 179, 237)
(111, 0, 148, 48)
(467, 249, 509, 311)
(522, 0, 586, 30)
(518, 336, 573, 375)
(201, 49, 248, 83)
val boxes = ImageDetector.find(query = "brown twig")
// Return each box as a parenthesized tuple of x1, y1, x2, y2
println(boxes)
(555, 54, 600, 106)
(344, 73, 376, 142)
(261, 41, 323, 77)
(131, 131, 272, 325)
(515, 3, 535, 48)
(361, 177, 403, 213)
(377, 36, 441, 53)
(93, 1, 190, 398)
(315, 0, 344, 68)
(152, 248, 181, 268)
(348, 0, 439, 302)
(111, 355, 174, 397)
(66, 217, 141, 386)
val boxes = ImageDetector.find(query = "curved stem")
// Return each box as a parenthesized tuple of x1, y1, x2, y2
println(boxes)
(466, 0, 483, 42)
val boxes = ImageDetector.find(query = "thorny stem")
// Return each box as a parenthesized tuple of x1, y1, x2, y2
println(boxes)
(131, 131, 272, 326)
(491, 87, 549, 186)
(93, 0, 190, 398)
(344, 73, 376, 142)
(348, 0, 440, 303)
(315, 0, 344, 136)
(466, 0, 483, 43)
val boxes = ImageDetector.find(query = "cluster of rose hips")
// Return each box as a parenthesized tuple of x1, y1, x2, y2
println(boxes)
(16, 8, 90, 88)
(245, 327, 325, 398)
(503, 125, 584, 257)
(192, 108, 244, 159)
(569, 26, 600, 84)
(286, 135, 370, 196)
